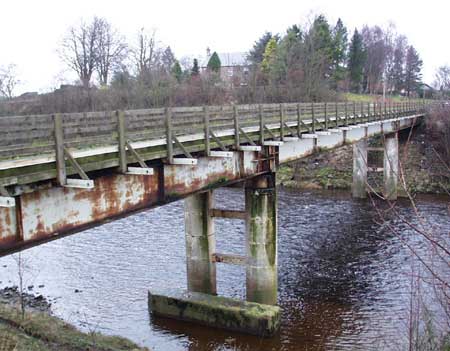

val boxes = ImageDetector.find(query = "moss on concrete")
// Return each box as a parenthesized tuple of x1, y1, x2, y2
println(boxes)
(149, 288, 280, 337)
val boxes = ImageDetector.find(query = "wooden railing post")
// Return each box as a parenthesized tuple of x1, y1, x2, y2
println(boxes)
(117, 110, 127, 174)
(258, 104, 264, 144)
(367, 102, 371, 122)
(233, 104, 240, 149)
(203, 106, 210, 156)
(360, 102, 364, 122)
(335, 102, 339, 127)
(54, 113, 66, 186)
(345, 102, 348, 126)
(324, 102, 328, 129)
(311, 103, 315, 133)
(353, 102, 356, 124)
(165, 107, 174, 164)
(296, 103, 302, 137)
(280, 103, 285, 141)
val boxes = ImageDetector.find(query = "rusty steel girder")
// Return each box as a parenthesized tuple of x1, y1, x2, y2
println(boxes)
(0, 149, 276, 256)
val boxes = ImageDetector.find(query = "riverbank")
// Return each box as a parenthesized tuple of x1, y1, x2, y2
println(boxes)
(278, 125, 450, 195)
(0, 287, 149, 351)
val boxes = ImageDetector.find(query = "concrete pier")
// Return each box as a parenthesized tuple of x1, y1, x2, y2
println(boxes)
(352, 139, 368, 199)
(383, 133, 399, 200)
(245, 174, 278, 305)
(149, 288, 280, 336)
(184, 191, 216, 294)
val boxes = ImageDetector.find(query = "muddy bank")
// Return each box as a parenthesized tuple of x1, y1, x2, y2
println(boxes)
(0, 286, 149, 351)
(278, 126, 450, 195)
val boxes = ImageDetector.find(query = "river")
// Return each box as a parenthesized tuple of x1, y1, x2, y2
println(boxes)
(0, 188, 448, 350)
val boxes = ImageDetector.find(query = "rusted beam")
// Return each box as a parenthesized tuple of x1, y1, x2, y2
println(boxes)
(0, 151, 264, 256)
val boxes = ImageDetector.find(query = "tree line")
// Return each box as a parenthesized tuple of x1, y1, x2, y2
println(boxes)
(0, 14, 448, 115)
(247, 16, 424, 100)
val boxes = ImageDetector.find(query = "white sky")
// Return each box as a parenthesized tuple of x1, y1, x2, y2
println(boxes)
(2, 0, 448, 94)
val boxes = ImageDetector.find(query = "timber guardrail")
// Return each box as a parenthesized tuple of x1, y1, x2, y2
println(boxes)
(0, 101, 427, 187)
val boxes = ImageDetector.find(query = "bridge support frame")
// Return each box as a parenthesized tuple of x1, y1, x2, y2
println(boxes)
(352, 139, 368, 199)
(384, 132, 399, 200)
(151, 172, 280, 335)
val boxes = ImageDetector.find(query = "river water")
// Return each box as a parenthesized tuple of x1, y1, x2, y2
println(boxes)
(0, 188, 448, 350)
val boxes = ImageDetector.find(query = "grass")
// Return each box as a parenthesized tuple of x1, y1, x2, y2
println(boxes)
(0, 303, 149, 351)
(343, 92, 428, 103)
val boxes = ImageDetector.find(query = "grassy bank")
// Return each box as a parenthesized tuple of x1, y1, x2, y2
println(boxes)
(0, 303, 148, 351)
(343, 92, 427, 103)
(278, 126, 450, 195)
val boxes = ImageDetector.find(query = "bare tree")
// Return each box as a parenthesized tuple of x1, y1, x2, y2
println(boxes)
(96, 18, 127, 86)
(132, 28, 160, 78)
(0, 64, 20, 99)
(361, 25, 389, 94)
(434, 65, 450, 91)
(60, 18, 102, 88)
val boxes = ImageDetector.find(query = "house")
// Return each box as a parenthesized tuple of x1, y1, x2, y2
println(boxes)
(200, 52, 250, 87)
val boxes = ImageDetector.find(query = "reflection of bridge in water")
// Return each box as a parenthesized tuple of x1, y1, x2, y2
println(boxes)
(0, 101, 426, 334)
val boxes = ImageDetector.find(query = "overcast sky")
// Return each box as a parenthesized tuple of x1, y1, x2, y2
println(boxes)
(2, 0, 448, 94)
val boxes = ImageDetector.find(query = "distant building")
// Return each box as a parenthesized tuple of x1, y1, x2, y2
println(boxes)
(200, 52, 250, 87)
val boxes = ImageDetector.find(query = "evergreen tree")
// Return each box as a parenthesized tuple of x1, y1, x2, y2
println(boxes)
(390, 36, 407, 93)
(261, 37, 278, 75)
(248, 32, 279, 65)
(270, 26, 302, 83)
(404, 45, 423, 96)
(191, 58, 200, 76)
(207, 51, 221, 73)
(161, 46, 176, 72)
(331, 18, 348, 88)
(347, 29, 366, 93)
(171, 60, 182, 82)
(310, 15, 333, 62)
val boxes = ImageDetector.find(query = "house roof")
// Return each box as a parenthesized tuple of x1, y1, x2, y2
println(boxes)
(200, 52, 248, 67)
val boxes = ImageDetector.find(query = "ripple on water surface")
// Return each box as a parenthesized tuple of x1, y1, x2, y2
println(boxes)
(0, 188, 448, 350)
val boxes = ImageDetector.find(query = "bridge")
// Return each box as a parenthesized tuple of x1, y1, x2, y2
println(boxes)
(0, 101, 425, 335)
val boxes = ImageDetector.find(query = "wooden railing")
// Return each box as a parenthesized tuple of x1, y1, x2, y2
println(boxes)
(0, 101, 426, 162)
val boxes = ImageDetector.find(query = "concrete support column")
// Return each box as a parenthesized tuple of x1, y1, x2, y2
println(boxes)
(384, 132, 399, 200)
(245, 174, 277, 305)
(184, 190, 216, 294)
(352, 139, 368, 199)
